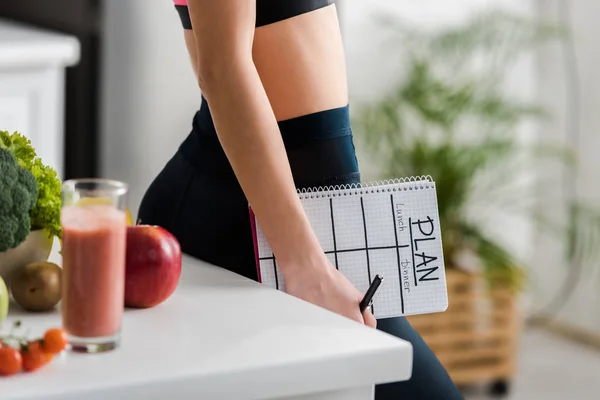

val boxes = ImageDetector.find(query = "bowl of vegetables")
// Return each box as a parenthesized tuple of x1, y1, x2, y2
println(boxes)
(0, 131, 62, 284)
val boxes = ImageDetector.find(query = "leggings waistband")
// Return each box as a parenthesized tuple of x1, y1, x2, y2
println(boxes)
(194, 99, 352, 149)
(179, 102, 359, 187)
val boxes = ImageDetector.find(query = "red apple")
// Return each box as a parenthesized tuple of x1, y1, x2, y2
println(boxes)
(125, 224, 182, 308)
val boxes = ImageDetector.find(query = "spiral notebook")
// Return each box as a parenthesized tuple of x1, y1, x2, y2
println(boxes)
(249, 176, 448, 319)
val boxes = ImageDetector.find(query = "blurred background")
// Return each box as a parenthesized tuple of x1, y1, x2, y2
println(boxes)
(1, 0, 599, 398)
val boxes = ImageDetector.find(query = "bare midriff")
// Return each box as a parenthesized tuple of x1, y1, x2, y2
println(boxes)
(184, 4, 348, 122)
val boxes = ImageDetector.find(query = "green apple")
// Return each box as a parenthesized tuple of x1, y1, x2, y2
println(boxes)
(0, 276, 8, 326)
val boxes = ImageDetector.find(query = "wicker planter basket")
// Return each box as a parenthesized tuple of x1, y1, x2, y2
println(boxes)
(407, 268, 522, 395)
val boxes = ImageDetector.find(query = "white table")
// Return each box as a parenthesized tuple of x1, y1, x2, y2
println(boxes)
(0, 18, 80, 179)
(1, 254, 413, 400)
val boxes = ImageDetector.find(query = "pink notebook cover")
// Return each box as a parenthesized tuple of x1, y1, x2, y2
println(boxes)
(248, 206, 263, 283)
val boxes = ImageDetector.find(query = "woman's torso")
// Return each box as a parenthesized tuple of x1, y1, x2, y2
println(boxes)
(139, 1, 357, 278)
(173, 0, 348, 121)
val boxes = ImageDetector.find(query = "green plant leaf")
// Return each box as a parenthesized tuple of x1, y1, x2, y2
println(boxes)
(458, 221, 524, 290)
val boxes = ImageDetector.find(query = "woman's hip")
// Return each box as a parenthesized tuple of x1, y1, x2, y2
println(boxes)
(183, 103, 361, 189)
(139, 104, 362, 277)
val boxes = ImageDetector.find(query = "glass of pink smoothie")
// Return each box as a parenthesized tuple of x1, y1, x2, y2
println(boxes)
(61, 179, 128, 353)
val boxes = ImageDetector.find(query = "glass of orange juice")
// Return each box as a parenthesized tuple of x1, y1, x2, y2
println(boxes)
(61, 179, 128, 353)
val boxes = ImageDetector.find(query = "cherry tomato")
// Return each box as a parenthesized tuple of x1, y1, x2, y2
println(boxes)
(31, 341, 54, 362)
(21, 342, 51, 373)
(0, 346, 23, 376)
(26, 341, 42, 353)
(42, 328, 68, 354)
(34, 341, 55, 363)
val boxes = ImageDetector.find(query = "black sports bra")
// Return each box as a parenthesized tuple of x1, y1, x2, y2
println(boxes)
(174, 0, 335, 30)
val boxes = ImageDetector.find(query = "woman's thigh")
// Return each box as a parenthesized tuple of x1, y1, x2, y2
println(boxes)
(375, 317, 464, 400)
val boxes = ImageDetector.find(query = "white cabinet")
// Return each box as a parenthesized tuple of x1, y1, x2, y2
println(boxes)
(0, 18, 80, 179)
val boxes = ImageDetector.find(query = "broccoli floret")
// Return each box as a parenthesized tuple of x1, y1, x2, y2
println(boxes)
(0, 148, 38, 252)
(1, 131, 63, 240)
(0, 216, 19, 251)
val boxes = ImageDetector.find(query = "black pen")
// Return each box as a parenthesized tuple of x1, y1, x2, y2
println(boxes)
(359, 274, 384, 313)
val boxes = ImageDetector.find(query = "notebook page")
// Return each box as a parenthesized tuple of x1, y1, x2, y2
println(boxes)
(254, 179, 448, 318)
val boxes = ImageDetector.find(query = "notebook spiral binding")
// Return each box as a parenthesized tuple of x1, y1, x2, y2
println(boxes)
(297, 175, 434, 199)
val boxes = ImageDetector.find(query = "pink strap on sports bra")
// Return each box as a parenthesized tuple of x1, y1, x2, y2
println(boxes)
(173, 0, 187, 5)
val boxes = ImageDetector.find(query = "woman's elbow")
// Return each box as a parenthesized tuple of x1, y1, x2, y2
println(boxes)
(196, 71, 212, 95)
(197, 53, 254, 96)
(197, 63, 218, 95)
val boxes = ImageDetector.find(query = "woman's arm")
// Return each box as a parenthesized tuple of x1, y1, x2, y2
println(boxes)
(187, 0, 319, 269)
(186, 0, 376, 328)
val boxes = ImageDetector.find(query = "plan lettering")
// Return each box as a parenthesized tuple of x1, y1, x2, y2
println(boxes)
(409, 216, 440, 285)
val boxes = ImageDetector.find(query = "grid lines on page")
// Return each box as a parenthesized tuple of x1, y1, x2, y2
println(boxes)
(255, 181, 447, 318)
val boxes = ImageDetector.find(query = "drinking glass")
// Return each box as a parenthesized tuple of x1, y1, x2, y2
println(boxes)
(61, 178, 128, 353)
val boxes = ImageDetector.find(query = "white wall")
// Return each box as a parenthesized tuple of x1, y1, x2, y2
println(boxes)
(340, 0, 535, 103)
(100, 0, 200, 217)
(532, 0, 600, 335)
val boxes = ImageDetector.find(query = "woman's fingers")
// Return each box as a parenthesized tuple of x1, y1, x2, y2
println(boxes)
(363, 309, 377, 328)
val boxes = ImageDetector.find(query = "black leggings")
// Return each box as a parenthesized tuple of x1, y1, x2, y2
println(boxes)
(138, 105, 463, 399)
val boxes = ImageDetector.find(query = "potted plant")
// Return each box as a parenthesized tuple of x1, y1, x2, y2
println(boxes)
(0, 131, 62, 283)
(352, 10, 600, 396)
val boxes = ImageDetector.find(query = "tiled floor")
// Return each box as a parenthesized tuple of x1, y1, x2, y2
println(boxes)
(464, 328, 600, 400)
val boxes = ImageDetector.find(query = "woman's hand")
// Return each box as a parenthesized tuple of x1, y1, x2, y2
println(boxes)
(281, 253, 377, 328)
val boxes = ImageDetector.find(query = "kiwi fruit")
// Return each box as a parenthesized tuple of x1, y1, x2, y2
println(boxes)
(10, 261, 62, 312)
